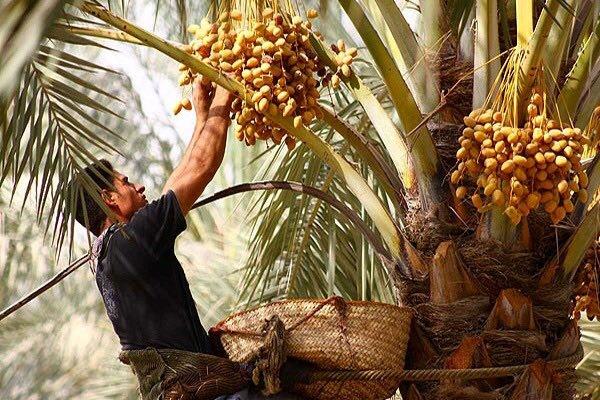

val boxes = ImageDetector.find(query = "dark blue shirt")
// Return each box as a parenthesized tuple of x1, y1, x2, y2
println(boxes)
(95, 190, 211, 353)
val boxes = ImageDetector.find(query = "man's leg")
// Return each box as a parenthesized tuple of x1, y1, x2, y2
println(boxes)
(251, 390, 305, 400)
(215, 388, 305, 400)
(213, 388, 250, 400)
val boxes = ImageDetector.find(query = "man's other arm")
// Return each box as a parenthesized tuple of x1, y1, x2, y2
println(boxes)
(162, 81, 233, 216)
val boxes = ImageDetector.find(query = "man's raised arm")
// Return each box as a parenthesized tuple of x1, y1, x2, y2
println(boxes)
(162, 79, 234, 215)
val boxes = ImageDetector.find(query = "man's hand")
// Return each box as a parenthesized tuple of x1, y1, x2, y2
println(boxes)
(162, 81, 235, 215)
(192, 76, 213, 126)
(207, 84, 234, 120)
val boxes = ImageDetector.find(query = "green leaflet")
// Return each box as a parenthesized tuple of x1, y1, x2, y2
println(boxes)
(557, 19, 600, 122)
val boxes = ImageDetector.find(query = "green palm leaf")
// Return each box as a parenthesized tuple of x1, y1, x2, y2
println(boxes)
(1, 9, 128, 254)
(337, 0, 444, 208)
(237, 79, 397, 307)
(557, 18, 600, 123)
(577, 317, 600, 398)
(0, 0, 67, 101)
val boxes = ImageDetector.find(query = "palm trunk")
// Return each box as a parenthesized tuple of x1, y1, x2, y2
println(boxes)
(395, 237, 579, 400)
(392, 5, 583, 396)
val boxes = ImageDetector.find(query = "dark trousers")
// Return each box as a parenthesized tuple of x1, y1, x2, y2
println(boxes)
(216, 388, 305, 400)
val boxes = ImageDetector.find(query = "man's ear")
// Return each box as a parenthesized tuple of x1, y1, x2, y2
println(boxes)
(101, 189, 116, 205)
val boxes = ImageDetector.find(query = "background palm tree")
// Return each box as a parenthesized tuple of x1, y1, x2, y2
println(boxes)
(1, 0, 600, 399)
(1, 1, 260, 398)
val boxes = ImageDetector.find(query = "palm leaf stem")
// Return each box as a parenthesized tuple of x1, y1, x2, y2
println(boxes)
(518, 0, 562, 114)
(318, 106, 405, 210)
(556, 18, 600, 123)
(362, 0, 439, 112)
(59, 25, 404, 214)
(336, 0, 444, 208)
(78, 1, 403, 259)
(497, 0, 512, 49)
(419, 0, 445, 53)
(0, 253, 89, 322)
(566, 1, 593, 59)
(67, 25, 412, 208)
(309, 34, 414, 192)
(543, 0, 576, 82)
(558, 202, 600, 282)
(516, 0, 534, 47)
(575, 70, 600, 129)
(473, 0, 500, 108)
(0, 179, 389, 322)
(192, 181, 390, 258)
(451, 0, 475, 62)
(63, 24, 144, 44)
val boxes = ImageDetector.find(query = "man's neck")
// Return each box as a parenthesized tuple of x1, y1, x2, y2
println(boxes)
(99, 219, 115, 235)
(99, 215, 127, 235)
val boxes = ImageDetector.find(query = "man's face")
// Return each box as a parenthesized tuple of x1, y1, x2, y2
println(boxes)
(105, 171, 147, 220)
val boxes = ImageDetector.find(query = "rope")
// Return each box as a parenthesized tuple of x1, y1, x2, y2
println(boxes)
(285, 296, 346, 332)
(215, 296, 583, 385)
(211, 296, 347, 337)
(251, 315, 287, 395)
(285, 344, 584, 383)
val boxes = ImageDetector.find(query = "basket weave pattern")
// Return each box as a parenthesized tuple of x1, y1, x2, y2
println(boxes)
(211, 297, 413, 400)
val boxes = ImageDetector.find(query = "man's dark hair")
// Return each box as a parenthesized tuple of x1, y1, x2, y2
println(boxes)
(70, 159, 116, 236)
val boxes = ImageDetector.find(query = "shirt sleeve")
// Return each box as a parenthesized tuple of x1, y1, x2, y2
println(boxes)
(118, 189, 187, 260)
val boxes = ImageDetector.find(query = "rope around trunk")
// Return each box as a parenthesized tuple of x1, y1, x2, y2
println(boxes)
(284, 344, 584, 383)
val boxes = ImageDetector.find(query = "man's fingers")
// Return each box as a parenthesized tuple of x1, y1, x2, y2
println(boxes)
(200, 75, 212, 86)
(193, 75, 236, 114)
(213, 85, 234, 106)
(193, 77, 210, 97)
(192, 76, 214, 116)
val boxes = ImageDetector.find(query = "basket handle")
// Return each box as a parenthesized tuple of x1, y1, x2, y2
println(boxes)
(211, 296, 348, 337)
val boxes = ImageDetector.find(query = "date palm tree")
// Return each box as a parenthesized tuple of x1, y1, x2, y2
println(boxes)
(1, 0, 600, 399)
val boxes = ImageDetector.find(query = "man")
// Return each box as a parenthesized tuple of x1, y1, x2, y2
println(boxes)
(70, 79, 300, 400)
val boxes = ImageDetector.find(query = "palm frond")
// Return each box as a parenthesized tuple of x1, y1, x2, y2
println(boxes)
(1, 3, 132, 254)
(237, 78, 397, 308)
(559, 202, 600, 282)
(556, 18, 600, 123)
(0, 0, 67, 101)
(1, 20, 125, 254)
(575, 68, 600, 129)
(473, 0, 500, 108)
(361, 0, 440, 113)
(237, 157, 395, 307)
(576, 317, 600, 397)
(542, 0, 576, 81)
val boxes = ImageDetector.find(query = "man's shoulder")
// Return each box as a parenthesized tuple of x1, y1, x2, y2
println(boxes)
(100, 223, 157, 276)
(108, 222, 143, 250)
(127, 190, 182, 229)
(108, 190, 185, 261)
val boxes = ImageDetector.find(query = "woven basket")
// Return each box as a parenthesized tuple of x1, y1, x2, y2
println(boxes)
(210, 297, 413, 400)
